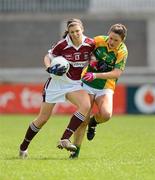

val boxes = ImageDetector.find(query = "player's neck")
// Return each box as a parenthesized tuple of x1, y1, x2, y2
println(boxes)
(72, 39, 82, 47)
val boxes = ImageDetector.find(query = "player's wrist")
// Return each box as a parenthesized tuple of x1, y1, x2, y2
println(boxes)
(46, 66, 50, 70)
(93, 73, 96, 79)
(46, 67, 50, 73)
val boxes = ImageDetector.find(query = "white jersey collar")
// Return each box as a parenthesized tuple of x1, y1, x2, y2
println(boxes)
(65, 34, 90, 50)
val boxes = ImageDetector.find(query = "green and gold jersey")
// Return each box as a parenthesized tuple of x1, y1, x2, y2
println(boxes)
(82, 35, 128, 90)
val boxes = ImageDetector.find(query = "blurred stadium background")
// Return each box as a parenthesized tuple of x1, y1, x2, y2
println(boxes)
(0, 0, 155, 114)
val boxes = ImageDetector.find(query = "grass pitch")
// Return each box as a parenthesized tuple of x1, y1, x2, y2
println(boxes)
(0, 114, 155, 180)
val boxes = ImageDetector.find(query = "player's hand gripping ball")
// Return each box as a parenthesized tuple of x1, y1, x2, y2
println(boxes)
(47, 56, 70, 76)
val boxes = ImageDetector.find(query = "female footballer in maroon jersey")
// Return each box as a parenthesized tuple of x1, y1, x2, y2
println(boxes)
(19, 18, 95, 158)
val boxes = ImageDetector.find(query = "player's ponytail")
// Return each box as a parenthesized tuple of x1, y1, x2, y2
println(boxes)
(62, 30, 69, 38)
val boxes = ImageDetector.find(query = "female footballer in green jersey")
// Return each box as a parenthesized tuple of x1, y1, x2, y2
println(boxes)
(70, 23, 128, 159)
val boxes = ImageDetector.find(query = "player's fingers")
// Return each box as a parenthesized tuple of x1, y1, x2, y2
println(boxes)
(55, 64, 61, 68)
(83, 75, 89, 81)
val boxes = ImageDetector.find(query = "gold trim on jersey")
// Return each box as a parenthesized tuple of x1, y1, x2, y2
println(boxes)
(104, 79, 116, 90)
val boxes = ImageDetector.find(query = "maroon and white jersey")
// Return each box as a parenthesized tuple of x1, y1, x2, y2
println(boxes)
(48, 35, 95, 80)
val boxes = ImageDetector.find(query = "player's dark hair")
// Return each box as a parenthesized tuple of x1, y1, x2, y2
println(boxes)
(62, 18, 84, 38)
(108, 24, 127, 41)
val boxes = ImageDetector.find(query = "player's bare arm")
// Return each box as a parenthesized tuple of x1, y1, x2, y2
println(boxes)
(44, 54, 51, 68)
(95, 68, 123, 79)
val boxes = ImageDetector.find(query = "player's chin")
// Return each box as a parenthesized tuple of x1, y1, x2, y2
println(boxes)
(109, 44, 114, 48)
(75, 35, 81, 39)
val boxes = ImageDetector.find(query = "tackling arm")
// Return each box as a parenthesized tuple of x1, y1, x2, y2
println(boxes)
(82, 68, 123, 82)
(95, 68, 123, 79)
